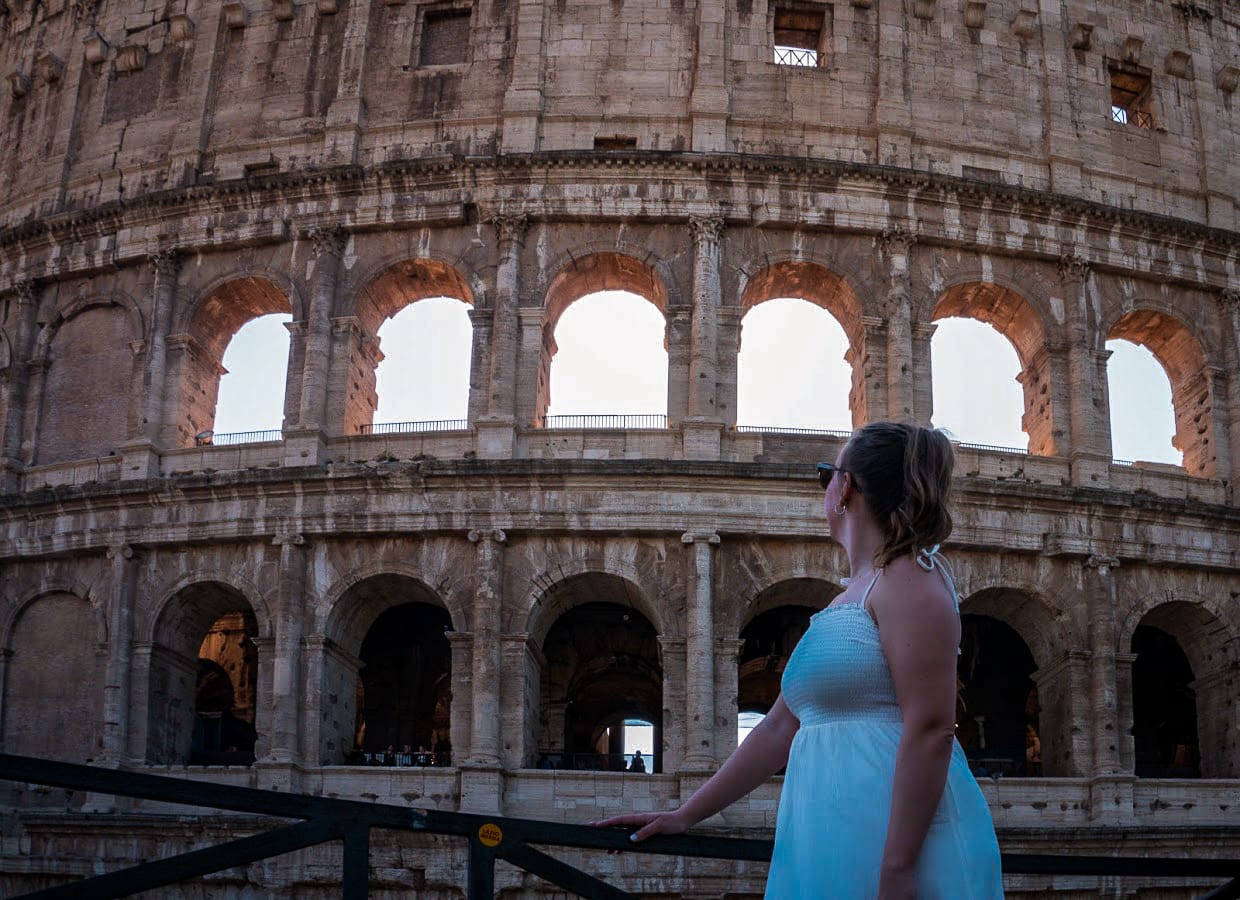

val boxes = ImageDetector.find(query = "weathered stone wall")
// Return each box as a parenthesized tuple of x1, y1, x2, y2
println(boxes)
(0, 0, 1237, 896)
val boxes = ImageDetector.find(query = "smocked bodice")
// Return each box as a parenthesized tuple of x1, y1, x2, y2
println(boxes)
(781, 604, 901, 727)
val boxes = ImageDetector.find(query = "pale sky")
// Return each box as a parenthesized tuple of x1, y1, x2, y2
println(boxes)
(214, 291, 1182, 465)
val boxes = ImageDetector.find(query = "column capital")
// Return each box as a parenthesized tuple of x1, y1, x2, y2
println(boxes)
(681, 531, 721, 545)
(689, 215, 724, 244)
(1085, 554, 1120, 572)
(879, 225, 917, 256)
(468, 528, 508, 544)
(273, 531, 308, 547)
(1218, 287, 1240, 311)
(150, 249, 182, 278)
(14, 279, 37, 304)
(304, 225, 347, 258)
(106, 542, 137, 561)
(489, 213, 529, 245)
(1058, 255, 1092, 283)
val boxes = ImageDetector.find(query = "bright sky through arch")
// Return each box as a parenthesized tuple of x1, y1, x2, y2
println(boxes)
(736, 298, 852, 431)
(931, 317, 1028, 449)
(374, 297, 472, 424)
(213, 313, 292, 435)
(546, 291, 668, 416)
(1106, 339, 1180, 465)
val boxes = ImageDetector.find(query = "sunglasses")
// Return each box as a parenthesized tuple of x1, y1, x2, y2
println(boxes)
(816, 462, 843, 489)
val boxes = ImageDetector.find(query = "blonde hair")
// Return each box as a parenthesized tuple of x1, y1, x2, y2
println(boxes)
(840, 422, 954, 567)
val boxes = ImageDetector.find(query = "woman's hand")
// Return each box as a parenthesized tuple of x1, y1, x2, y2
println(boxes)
(588, 809, 691, 842)
(877, 864, 918, 900)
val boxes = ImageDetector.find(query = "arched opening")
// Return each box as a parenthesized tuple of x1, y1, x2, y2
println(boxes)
(931, 319, 1028, 451)
(544, 291, 668, 426)
(2, 593, 103, 761)
(1131, 624, 1199, 777)
(373, 297, 472, 429)
(211, 313, 292, 438)
(931, 284, 1052, 455)
(957, 614, 1040, 777)
(1108, 310, 1217, 476)
(191, 610, 259, 765)
(735, 298, 852, 432)
(352, 260, 474, 436)
(738, 261, 864, 427)
(537, 595, 662, 773)
(1106, 339, 1179, 464)
(320, 573, 455, 765)
(354, 602, 452, 765)
(36, 302, 139, 464)
(147, 582, 263, 765)
(176, 278, 292, 447)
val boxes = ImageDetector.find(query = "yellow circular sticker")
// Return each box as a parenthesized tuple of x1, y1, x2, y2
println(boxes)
(478, 823, 503, 847)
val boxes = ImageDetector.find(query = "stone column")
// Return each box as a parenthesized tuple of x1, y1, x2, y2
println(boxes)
(1, 280, 39, 487)
(1218, 290, 1240, 494)
(486, 215, 528, 422)
(267, 531, 309, 765)
(467, 528, 506, 766)
(1085, 555, 1122, 776)
(101, 543, 140, 766)
(687, 216, 723, 421)
(143, 251, 180, 444)
(297, 227, 346, 433)
(323, 0, 374, 164)
(881, 228, 916, 423)
(1059, 256, 1111, 483)
(682, 532, 720, 769)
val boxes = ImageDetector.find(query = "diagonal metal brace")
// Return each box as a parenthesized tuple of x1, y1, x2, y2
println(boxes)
(499, 842, 636, 900)
(9, 818, 340, 900)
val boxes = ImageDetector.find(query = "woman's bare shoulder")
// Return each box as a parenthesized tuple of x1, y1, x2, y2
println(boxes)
(871, 554, 955, 615)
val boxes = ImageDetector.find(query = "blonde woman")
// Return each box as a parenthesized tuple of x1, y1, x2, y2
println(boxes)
(594, 423, 1003, 899)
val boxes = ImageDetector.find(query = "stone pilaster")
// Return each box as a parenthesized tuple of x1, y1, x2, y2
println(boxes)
(658, 635, 687, 772)
(852, 316, 888, 428)
(500, 0, 547, 152)
(143, 250, 180, 444)
(881, 227, 917, 423)
(689, 1, 728, 151)
(682, 531, 720, 769)
(101, 543, 140, 766)
(1, 280, 38, 487)
(1059, 256, 1111, 483)
(665, 306, 693, 428)
(500, 633, 540, 769)
(296, 226, 346, 434)
(323, 0, 374, 164)
(467, 528, 506, 766)
(687, 216, 723, 422)
(446, 631, 475, 767)
(466, 307, 493, 425)
(714, 637, 744, 756)
(1031, 650, 1093, 777)
(1218, 289, 1240, 494)
(267, 530, 309, 765)
(486, 215, 528, 424)
(1085, 555, 1121, 776)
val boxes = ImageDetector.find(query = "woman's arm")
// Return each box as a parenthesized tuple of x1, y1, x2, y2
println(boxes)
(591, 694, 800, 840)
(869, 560, 961, 899)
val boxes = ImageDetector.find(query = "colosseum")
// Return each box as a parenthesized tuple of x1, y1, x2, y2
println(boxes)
(0, 0, 1237, 895)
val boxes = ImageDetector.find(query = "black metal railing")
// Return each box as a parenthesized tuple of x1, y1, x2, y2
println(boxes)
(343, 750, 452, 768)
(195, 429, 284, 447)
(0, 753, 1237, 900)
(540, 414, 668, 430)
(359, 419, 469, 435)
(734, 424, 853, 438)
(535, 751, 655, 773)
(956, 440, 1029, 455)
(774, 45, 818, 67)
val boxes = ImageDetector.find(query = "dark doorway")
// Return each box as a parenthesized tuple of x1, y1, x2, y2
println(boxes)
(1132, 624, 1199, 778)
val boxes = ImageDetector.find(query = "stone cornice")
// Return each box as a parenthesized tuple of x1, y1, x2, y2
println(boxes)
(1, 153, 1236, 288)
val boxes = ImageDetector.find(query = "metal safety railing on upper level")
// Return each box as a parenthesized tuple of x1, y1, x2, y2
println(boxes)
(1, 753, 1239, 900)
(773, 45, 819, 67)
(734, 424, 853, 438)
(540, 414, 668, 430)
(359, 419, 470, 435)
(194, 429, 283, 447)
(955, 440, 1030, 455)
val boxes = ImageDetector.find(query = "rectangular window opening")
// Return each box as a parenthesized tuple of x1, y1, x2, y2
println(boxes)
(419, 8, 471, 68)
(773, 7, 825, 68)
(1108, 64, 1153, 129)
(594, 136, 638, 150)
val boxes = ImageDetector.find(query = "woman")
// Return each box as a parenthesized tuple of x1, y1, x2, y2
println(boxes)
(593, 422, 1003, 899)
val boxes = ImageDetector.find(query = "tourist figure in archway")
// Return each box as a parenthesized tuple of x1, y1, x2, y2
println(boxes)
(594, 423, 1003, 898)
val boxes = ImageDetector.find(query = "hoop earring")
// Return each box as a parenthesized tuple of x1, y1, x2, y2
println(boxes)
(834, 500, 847, 516)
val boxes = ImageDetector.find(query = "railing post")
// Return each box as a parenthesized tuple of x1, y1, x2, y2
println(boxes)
(341, 822, 370, 900)
(467, 837, 496, 900)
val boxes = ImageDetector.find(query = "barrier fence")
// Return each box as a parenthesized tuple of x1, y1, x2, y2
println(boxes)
(0, 753, 1237, 900)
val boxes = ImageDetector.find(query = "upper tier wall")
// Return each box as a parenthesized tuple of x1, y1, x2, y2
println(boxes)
(1, 0, 1238, 230)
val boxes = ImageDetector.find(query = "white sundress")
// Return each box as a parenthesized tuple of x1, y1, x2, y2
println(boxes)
(765, 550, 1004, 899)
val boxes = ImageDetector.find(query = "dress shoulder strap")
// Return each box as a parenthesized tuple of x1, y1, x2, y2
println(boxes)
(917, 544, 960, 613)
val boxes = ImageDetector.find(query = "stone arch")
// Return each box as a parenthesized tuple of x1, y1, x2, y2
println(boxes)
(31, 295, 145, 464)
(931, 282, 1057, 455)
(958, 587, 1059, 776)
(1124, 600, 1236, 778)
(1, 590, 106, 761)
(145, 580, 268, 764)
(738, 260, 865, 348)
(540, 246, 679, 329)
(168, 275, 295, 448)
(144, 571, 273, 646)
(0, 579, 105, 651)
(522, 568, 662, 649)
(1106, 308, 1220, 476)
(174, 269, 305, 340)
(736, 575, 840, 637)
(320, 564, 467, 642)
(318, 572, 458, 765)
(531, 575, 663, 772)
